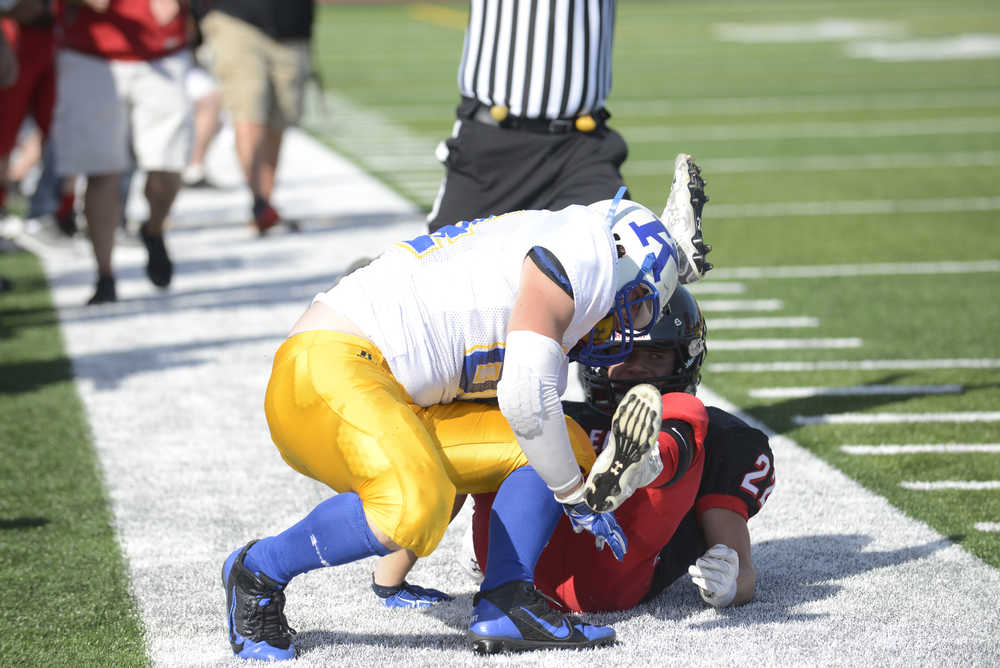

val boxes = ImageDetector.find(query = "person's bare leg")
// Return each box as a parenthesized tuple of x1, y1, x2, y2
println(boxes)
(234, 119, 268, 199)
(256, 126, 283, 202)
(186, 91, 222, 178)
(144, 170, 181, 234)
(84, 173, 122, 277)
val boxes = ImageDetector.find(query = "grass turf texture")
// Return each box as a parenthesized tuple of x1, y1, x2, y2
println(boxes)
(0, 249, 148, 666)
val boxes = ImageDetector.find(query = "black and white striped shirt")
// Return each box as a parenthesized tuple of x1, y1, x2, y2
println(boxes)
(457, 0, 615, 120)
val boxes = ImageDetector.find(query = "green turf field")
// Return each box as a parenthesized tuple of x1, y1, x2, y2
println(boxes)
(2, 0, 998, 663)
(305, 0, 1000, 568)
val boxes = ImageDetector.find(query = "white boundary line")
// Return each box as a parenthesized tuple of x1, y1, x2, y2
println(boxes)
(902, 481, 1000, 491)
(710, 260, 1000, 279)
(842, 444, 1000, 455)
(710, 358, 1000, 372)
(976, 522, 1000, 532)
(751, 384, 963, 398)
(794, 412, 1000, 425)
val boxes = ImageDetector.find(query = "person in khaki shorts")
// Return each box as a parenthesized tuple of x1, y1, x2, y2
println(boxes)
(198, 0, 313, 235)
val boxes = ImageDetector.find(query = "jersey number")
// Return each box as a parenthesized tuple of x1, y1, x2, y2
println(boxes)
(740, 454, 775, 507)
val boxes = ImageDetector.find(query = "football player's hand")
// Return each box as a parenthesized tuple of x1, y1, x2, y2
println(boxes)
(373, 581, 453, 609)
(688, 544, 739, 607)
(561, 501, 628, 561)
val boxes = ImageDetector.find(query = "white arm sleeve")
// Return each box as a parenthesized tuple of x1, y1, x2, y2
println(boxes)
(497, 330, 582, 497)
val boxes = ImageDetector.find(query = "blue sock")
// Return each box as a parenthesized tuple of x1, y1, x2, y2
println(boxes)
(481, 466, 562, 591)
(244, 492, 390, 584)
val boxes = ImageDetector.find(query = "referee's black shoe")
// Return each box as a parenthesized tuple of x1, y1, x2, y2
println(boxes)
(468, 580, 615, 653)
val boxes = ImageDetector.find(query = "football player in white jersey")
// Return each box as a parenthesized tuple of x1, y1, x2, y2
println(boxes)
(221, 154, 711, 659)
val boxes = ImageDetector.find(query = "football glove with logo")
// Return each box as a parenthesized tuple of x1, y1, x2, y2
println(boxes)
(560, 499, 628, 561)
(371, 577, 453, 608)
(688, 544, 739, 607)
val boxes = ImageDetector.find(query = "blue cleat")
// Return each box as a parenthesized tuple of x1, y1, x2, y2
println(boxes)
(222, 541, 297, 661)
(468, 580, 615, 653)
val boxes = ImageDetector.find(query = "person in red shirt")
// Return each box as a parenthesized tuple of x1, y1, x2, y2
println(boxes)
(468, 286, 775, 612)
(0, 0, 55, 218)
(52, 0, 193, 303)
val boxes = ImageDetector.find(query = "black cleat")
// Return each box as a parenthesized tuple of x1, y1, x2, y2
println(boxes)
(468, 580, 615, 654)
(222, 541, 296, 661)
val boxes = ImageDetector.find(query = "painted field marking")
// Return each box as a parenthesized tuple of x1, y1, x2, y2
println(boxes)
(751, 384, 963, 399)
(975, 522, 1000, 532)
(710, 358, 1000, 372)
(688, 281, 747, 294)
(710, 260, 1000, 280)
(848, 35, 1000, 62)
(712, 337, 861, 351)
(842, 444, 1000, 455)
(627, 117, 1000, 142)
(699, 299, 782, 311)
(713, 19, 903, 43)
(709, 196, 1000, 219)
(901, 481, 1000, 491)
(628, 151, 1000, 175)
(707, 316, 818, 330)
(794, 412, 1000, 425)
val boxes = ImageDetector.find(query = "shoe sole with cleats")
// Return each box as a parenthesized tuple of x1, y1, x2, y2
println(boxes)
(584, 383, 662, 513)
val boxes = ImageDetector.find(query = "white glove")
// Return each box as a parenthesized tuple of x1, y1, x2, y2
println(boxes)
(688, 544, 739, 608)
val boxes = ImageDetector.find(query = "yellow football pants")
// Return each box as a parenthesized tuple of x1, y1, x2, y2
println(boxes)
(264, 330, 596, 557)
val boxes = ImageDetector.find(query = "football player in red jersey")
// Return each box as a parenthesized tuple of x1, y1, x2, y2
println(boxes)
(468, 285, 775, 611)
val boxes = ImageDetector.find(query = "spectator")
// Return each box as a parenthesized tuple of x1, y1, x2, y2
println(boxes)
(427, 0, 628, 232)
(198, 0, 314, 234)
(52, 0, 193, 304)
(0, 0, 54, 221)
(181, 8, 222, 189)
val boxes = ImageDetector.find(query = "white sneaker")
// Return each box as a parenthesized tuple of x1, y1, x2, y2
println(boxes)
(584, 383, 664, 513)
(661, 153, 711, 284)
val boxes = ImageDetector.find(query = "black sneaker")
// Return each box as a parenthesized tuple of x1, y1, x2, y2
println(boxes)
(87, 275, 117, 305)
(139, 222, 172, 288)
(468, 580, 615, 654)
(222, 541, 296, 661)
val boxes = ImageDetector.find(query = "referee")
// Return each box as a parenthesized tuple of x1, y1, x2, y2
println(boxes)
(427, 0, 628, 232)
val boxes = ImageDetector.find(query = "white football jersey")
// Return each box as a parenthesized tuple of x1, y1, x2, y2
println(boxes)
(314, 206, 617, 406)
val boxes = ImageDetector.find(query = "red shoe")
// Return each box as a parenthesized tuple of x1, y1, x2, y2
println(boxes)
(252, 200, 281, 235)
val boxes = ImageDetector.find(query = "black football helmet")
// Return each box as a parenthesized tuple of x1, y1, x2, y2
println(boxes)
(580, 285, 706, 414)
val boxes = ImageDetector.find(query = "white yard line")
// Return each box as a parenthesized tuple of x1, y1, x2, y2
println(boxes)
(38, 119, 1000, 667)
(710, 260, 1000, 279)
(707, 316, 818, 330)
(709, 196, 1000, 218)
(902, 481, 1000, 491)
(629, 151, 1000, 175)
(687, 281, 747, 294)
(627, 117, 1000, 142)
(698, 299, 782, 311)
(710, 358, 1000, 372)
(976, 523, 1000, 532)
(712, 337, 861, 350)
(751, 384, 963, 399)
(794, 412, 1000, 425)
(843, 444, 1000, 455)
